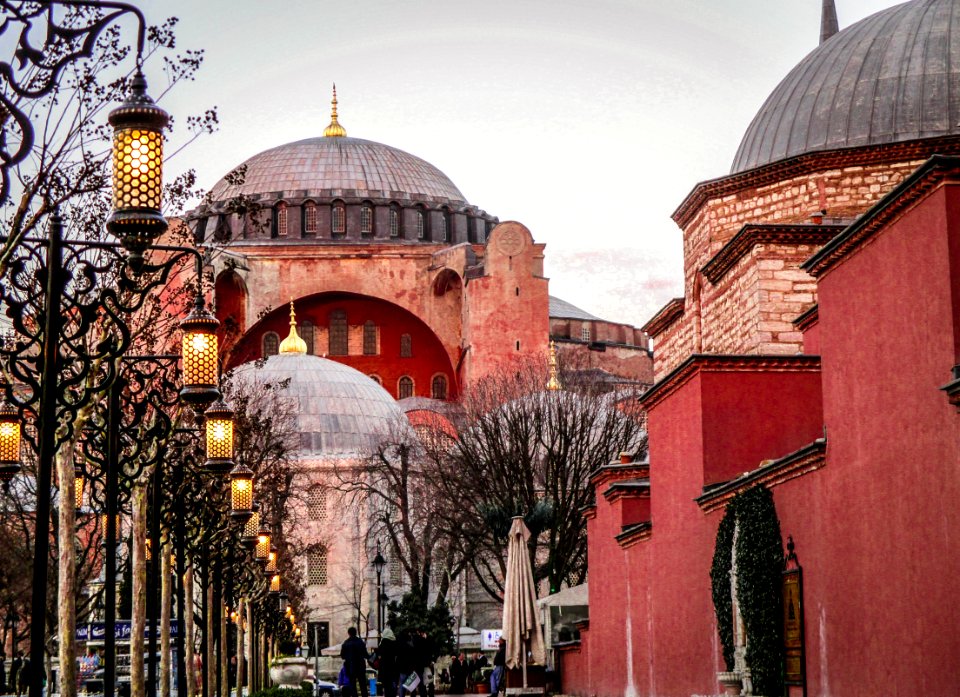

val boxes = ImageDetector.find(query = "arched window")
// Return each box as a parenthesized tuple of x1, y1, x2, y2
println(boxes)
(416, 210, 425, 240)
(369, 374, 383, 386)
(213, 215, 230, 242)
(360, 203, 373, 236)
(389, 205, 400, 238)
(363, 321, 377, 355)
(329, 309, 348, 356)
(440, 209, 450, 242)
(303, 202, 318, 236)
(431, 374, 448, 400)
(300, 321, 315, 355)
(398, 376, 414, 399)
(466, 217, 475, 244)
(332, 201, 346, 237)
(307, 547, 328, 586)
(275, 202, 288, 237)
(400, 333, 412, 358)
(262, 332, 279, 357)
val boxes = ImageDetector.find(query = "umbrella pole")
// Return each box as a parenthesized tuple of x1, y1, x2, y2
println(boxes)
(522, 640, 528, 689)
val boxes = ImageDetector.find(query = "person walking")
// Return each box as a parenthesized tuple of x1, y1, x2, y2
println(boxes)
(10, 652, 22, 696)
(449, 654, 465, 695)
(15, 652, 30, 697)
(340, 627, 371, 697)
(490, 638, 506, 697)
(375, 628, 399, 697)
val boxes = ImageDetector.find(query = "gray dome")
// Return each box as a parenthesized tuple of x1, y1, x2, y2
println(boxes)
(732, 0, 960, 173)
(231, 353, 404, 458)
(209, 136, 467, 204)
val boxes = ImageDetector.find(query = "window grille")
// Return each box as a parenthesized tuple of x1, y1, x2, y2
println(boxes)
(581, 326, 591, 341)
(329, 310, 348, 356)
(301, 321, 315, 355)
(398, 376, 414, 399)
(307, 487, 327, 520)
(400, 334, 412, 358)
(416, 211, 425, 239)
(276, 203, 288, 236)
(363, 321, 377, 355)
(304, 202, 318, 235)
(390, 207, 400, 237)
(390, 557, 402, 585)
(307, 548, 328, 586)
(440, 213, 449, 242)
(263, 332, 279, 357)
(360, 205, 373, 235)
(332, 203, 345, 235)
(431, 375, 447, 400)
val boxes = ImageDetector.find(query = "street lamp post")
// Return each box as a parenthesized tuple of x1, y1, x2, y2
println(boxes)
(372, 545, 386, 636)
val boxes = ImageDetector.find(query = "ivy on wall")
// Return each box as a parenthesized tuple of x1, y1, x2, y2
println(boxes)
(710, 485, 784, 695)
(711, 508, 736, 671)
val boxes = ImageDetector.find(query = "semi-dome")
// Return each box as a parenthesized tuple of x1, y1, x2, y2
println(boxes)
(230, 352, 405, 458)
(732, 0, 960, 173)
(208, 136, 467, 204)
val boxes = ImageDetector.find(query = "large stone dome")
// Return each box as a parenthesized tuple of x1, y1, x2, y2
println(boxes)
(732, 0, 960, 173)
(209, 136, 467, 205)
(230, 353, 404, 458)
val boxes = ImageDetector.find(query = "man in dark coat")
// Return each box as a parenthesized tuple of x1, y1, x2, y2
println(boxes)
(375, 628, 399, 697)
(10, 652, 22, 695)
(341, 627, 371, 697)
(449, 653, 466, 694)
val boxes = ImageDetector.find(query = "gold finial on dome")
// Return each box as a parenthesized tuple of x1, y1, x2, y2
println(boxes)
(279, 299, 308, 354)
(324, 83, 347, 138)
(547, 340, 562, 391)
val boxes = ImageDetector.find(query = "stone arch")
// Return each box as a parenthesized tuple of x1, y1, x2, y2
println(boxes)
(215, 269, 249, 357)
(432, 268, 463, 297)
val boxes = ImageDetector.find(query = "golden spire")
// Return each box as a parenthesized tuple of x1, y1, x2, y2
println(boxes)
(546, 340, 562, 391)
(323, 83, 347, 138)
(278, 299, 308, 354)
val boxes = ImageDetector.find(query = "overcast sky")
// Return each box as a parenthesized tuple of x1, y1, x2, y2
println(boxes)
(142, 0, 900, 327)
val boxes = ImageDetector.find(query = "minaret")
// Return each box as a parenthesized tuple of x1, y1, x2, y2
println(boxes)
(278, 299, 308, 354)
(546, 341, 562, 391)
(820, 0, 839, 44)
(323, 84, 347, 138)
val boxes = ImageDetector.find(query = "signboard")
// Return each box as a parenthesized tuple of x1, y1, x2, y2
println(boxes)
(480, 628, 502, 651)
(78, 620, 178, 642)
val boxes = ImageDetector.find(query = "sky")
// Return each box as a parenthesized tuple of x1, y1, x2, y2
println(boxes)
(140, 0, 901, 328)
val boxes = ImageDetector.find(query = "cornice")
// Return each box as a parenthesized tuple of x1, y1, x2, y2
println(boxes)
(602, 479, 650, 503)
(641, 297, 684, 338)
(615, 521, 652, 549)
(804, 155, 960, 277)
(589, 462, 649, 487)
(701, 224, 844, 284)
(695, 439, 827, 513)
(639, 354, 822, 412)
(792, 304, 819, 332)
(581, 503, 597, 521)
(672, 135, 960, 229)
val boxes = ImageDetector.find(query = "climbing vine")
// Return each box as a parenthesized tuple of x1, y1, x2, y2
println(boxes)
(711, 506, 736, 671)
(710, 485, 784, 695)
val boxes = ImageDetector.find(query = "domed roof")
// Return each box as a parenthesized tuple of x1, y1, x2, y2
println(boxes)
(208, 136, 467, 204)
(231, 353, 404, 458)
(732, 0, 960, 173)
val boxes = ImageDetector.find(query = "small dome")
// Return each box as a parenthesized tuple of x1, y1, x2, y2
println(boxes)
(732, 0, 960, 173)
(208, 136, 467, 205)
(231, 353, 404, 458)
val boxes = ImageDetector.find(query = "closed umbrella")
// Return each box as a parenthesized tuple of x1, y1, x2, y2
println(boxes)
(502, 517, 546, 689)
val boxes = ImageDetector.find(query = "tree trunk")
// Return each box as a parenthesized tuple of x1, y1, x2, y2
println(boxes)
(220, 593, 228, 697)
(57, 446, 78, 697)
(185, 565, 197, 697)
(235, 598, 245, 697)
(207, 580, 216, 697)
(160, 535, 172, 697)
(131, 480, 150, 697)
(246, 602, 254, 695)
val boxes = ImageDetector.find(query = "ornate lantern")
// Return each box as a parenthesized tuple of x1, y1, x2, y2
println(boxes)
(255, 521, 271, 565)
(203, 399, 235, 474)
(278, 592, 288, 614)
(105, 71, 170, 261)
(269, 574, 281, 594)
(229, 464, 254, 521)
(265, 550, 277, 574)
(74, 462, 84, 510)
(180, 302, 221, 406)
(242, 506, 261, 549)
(0, 400, 21, 484)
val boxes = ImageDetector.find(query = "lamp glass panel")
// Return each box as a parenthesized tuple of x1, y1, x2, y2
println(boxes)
(206, 418, 233, 460)
(0, 421, 20, 463)
(182, 330, 218, 388)
(232, 475, 253, 512)
(112, 128, 163, 211)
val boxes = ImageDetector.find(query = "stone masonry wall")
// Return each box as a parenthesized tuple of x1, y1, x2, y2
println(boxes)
(653, 158, 924, 378)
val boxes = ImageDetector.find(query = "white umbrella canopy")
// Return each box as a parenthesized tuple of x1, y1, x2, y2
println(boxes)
(502, 517, 546, 676)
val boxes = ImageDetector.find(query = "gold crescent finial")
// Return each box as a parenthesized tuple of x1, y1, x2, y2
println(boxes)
(324, 83, 347, 138)
(547, 340, 562, 391)
(279, 299, 308, 354)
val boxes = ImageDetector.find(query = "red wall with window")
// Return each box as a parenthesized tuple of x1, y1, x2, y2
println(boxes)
(224, 291, 457, 400)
